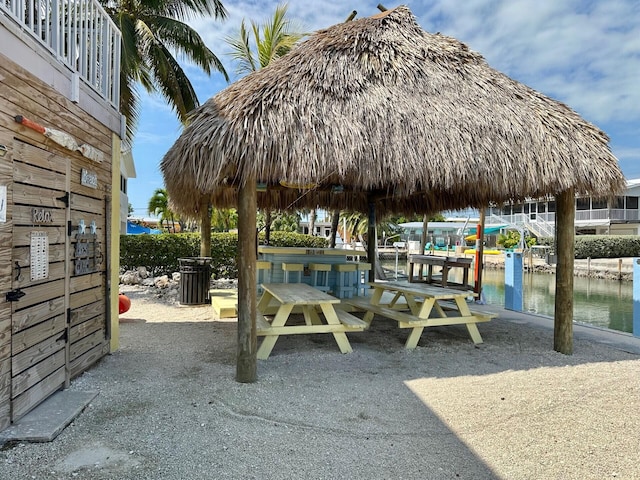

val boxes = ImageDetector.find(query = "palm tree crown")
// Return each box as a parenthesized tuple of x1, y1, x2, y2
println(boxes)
(102, 0, 229, 141)
(225, 3, 305, 76)
(148, 187, 177, 231)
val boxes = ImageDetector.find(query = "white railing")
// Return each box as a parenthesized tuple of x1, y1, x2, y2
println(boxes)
(1, 0, 120, 107)
(490, 213, 555, 238)
(608, 209, 639, 221)
(575, 209, 610, 221)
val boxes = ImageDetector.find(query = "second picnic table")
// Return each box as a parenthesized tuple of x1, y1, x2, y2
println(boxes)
(256, 283, 368, 359)
(345, 280, 496, 349)
(408, 254, 473, 289)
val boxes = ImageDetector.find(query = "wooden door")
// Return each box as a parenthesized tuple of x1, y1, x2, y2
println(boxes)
(9, 138, 108, 420)
(10, 138, 69, 419)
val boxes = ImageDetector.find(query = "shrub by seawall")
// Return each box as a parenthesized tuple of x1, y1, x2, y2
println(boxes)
(120, 231, 328, 278)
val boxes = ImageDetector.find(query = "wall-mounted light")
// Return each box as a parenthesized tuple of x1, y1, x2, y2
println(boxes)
(0, 145, 8, 157)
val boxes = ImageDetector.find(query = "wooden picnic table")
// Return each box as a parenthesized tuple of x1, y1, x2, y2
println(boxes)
(408, 254, 473, 289)
(344, 281, 496, 349)
(256, 283, 368, 359)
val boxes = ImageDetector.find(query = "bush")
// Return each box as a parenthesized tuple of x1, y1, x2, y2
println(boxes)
(120, 233, 200, 276)
(120, 231, 329, 278)
(260, 231, 328, 248)
(533, 235, 640, 259)
(574, 235, 640, 259)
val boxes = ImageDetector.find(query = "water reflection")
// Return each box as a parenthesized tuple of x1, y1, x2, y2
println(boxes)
(383, 262, 634, 334)
(472, 269, 632, 334)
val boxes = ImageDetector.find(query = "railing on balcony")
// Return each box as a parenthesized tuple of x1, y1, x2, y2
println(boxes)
(1, 0, 120, 107)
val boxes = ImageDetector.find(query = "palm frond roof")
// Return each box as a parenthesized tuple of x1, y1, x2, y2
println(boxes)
(161, 6, 624, 216)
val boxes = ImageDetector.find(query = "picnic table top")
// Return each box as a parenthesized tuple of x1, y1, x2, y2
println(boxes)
(368, 281, 476, 299)
(260, 283, 341, 305)
(408, 254, 473, 265)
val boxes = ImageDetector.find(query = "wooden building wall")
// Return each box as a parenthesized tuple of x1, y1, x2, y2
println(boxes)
(0, 51, 115, 428)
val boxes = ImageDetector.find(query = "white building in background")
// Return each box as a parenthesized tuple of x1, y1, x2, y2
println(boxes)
(120, 147, 136, 233)
(487, 178, 640, 237)
(298, 178, 640, 243)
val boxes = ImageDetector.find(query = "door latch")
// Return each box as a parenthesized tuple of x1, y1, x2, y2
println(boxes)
(6, 289, 26, 302)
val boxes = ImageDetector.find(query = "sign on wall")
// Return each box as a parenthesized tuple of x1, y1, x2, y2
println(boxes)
(81, 169, 98, 189)
(30, 231, 49, 280)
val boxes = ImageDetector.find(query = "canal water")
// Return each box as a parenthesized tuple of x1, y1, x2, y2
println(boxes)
(382, 261, 634, 334)
(479, 268, 634, 334)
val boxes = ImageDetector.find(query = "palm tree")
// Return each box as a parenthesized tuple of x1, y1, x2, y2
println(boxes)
(225, 3, 304, 244)
(270, 211, 300, 232)
(225, 3, 304, 76)
(102, 0, 229, 141)
(211, 208, 238, 232)
(328, 209, 340, 247)
(148, 188, 176, 232)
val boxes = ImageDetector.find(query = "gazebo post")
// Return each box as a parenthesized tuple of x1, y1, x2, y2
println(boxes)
(474, 208, 486, 295)
(367, 199, 376, 282)
(236, 174, 258, 382)
(554, 188, 575, 354)
(200, 200, 211, 257)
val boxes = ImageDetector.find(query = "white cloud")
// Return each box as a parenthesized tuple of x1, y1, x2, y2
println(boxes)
(415, 0, 640, 125)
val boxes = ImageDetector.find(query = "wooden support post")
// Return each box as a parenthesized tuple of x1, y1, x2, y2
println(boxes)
(200, 200, 211, 257)
(554, 189, 574, 354)
(236, 174, 257, 382)
(367, 199, 377, 282)
(474, 209, 485, 295)
(420, 214, 428, 253)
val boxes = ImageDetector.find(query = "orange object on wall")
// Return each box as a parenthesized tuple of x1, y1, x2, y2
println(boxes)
(119, 294, 131, 314)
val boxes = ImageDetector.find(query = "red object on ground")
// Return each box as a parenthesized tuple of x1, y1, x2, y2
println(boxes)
(119, 294, 131, 314)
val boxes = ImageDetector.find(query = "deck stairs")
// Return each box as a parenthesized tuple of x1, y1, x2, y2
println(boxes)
(489, 213, 554, 239)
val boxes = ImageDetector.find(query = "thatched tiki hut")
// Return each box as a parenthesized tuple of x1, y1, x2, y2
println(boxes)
(161, 6, 624, 382)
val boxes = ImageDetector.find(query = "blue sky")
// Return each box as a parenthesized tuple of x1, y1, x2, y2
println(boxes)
(128, 0, 640, 218)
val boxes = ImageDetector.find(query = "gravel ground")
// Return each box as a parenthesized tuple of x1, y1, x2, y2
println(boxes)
(1, 284, 639, 480)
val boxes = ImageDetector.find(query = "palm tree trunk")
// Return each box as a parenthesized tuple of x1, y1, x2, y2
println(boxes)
(265, 209, 272, 245)
(329, 210, 340, 248)
(308, 208, 316, 235)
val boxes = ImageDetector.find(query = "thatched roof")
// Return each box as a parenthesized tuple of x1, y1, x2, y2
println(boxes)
(161, 5, 624, 216)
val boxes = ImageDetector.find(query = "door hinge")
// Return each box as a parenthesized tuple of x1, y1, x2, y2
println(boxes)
(6, 288, 26, 302)
(67, 307, 72, 324)
(68, 220, 73, 236)
(57, 191, 70, 207)
(56, 330, 68, 342)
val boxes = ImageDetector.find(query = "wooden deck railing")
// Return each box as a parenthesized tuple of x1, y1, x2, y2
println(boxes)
(1, 0, 121, 107)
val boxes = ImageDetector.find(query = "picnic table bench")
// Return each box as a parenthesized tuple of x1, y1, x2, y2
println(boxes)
(256, 283, 368, 359)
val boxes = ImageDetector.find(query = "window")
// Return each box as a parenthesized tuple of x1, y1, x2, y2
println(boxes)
(591, 198, 607, 210)
(613, 196, 625, 209)
(538, 203, 546, 213)
(626, 196, 638, 209)
(502, 205, 511, 215)
(548, 201, 556, 213)
(576, 198, 590, 210)
(120, 175, 127, 194)
(512, 204, 522, 214)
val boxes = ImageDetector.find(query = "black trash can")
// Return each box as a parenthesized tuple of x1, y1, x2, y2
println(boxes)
(179, 257, 212, 305)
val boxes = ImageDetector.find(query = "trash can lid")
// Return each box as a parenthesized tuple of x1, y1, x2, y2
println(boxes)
(179, 257, 212, 265)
